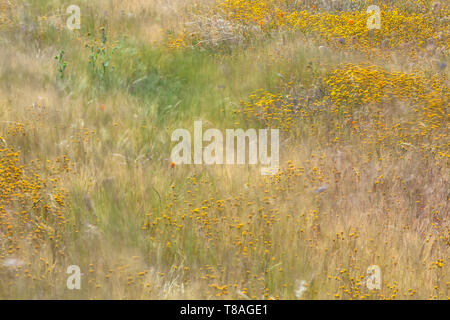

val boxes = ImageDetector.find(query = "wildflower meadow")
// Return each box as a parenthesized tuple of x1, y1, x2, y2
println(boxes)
(0, 0, 448, 300)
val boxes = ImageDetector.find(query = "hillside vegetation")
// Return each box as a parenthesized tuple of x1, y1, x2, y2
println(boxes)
(0, 0, 448, 299)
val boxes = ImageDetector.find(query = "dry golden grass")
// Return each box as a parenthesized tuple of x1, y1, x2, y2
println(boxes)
(0, 0, 448, 299)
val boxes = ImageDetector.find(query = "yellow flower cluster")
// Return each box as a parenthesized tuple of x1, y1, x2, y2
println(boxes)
(239, 89, 304, 132)
(218, 0, 276, 26)
(239, 63, 449, 158)
(0, 1, 16, 30)
(0, 136, 69, 258)
(325, 64, 448, 146)
(218, 0, 449, 54)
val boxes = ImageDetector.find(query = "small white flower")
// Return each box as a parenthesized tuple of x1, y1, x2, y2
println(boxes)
(83, 222, 102, 239)
(319, 45, 330, 53)
(314, 185, 328, 194)
(295, 280, 308, 299)
(2, 258, 25, 268)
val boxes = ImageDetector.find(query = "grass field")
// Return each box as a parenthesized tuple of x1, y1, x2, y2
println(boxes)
(0, 0, 448, 299)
